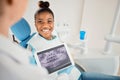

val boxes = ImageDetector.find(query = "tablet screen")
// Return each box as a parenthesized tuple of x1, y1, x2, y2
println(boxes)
(36, 44, 73, 74)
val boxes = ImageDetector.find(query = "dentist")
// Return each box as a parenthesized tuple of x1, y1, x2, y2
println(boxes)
(0, 0, 49, 80)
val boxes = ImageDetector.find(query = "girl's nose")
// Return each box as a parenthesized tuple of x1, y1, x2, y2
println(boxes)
(43, 22, 49, 28)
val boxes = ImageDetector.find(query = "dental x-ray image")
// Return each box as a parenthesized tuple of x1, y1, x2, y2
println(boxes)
(37, 44, 73, 74)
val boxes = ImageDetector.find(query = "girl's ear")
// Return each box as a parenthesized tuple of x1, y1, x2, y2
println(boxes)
(7, 0, 13, 5)
(0, 0, 12, 16)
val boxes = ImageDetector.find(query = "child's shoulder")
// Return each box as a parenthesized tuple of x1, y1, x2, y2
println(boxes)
(28, 33, 38, 43)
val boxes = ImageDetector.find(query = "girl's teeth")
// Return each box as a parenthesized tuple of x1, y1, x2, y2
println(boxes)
(42, 29, 49, 32)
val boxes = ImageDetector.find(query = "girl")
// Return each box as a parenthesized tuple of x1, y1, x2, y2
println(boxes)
(27, 1, 81, 80)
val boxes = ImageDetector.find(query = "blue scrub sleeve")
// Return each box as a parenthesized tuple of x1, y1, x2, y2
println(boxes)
(28, 44, 37, 65)
(29, 55, 37, 65)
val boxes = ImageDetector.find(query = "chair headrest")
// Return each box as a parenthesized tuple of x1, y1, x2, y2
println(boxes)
(11, 18, 31, 41)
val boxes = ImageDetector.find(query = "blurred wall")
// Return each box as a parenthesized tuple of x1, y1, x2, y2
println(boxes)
(24, 0, 120, 53)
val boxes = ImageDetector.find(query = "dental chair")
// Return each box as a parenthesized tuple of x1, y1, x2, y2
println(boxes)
(11, 18, 36, 48)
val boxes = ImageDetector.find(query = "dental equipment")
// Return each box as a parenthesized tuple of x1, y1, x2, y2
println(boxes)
(104, 0, 120, 54)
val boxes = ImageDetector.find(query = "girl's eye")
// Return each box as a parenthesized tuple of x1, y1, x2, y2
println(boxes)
(48, 20, 53, 23)
(38, 20, 43, 24)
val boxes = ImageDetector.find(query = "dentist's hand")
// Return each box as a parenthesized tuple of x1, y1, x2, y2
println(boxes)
(57, 73, 69, 80)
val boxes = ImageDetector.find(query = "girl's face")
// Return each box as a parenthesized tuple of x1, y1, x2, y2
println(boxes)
(35, 12, 54, 40)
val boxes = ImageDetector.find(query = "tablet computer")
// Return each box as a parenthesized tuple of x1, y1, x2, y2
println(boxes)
(34, 43, 74, 74)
